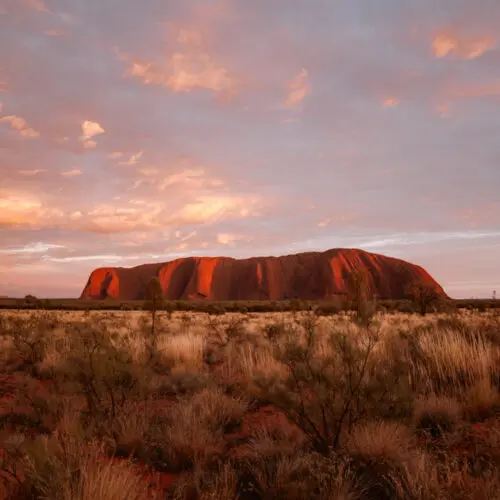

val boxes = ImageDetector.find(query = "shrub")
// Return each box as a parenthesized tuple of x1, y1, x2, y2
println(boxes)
(18, 437, 152, 500)
(255, 316, 401, 453)
(156, 388, 247, 469)
(413, 395, 462, 437)
(405, 281, 440, 316)
(347, 270, 376, 326)
(52, 326, 150, 435)
(0, 313, 57, 377)
(171, 461, 239, 500)
(462, 378, 500, 421)
(346, 421, 421, 500)
(240, 450, 358, 500)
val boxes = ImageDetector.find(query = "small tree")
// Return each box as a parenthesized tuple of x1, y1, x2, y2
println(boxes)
(144, 277, 163, 361)
(24, 295, 39, 308)
(405, 280, 440, 316)
(255, 314, 388, 453)
(349, 270, 375, 326)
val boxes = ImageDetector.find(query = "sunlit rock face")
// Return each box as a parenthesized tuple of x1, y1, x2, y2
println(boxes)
(80, 248, 447, 301)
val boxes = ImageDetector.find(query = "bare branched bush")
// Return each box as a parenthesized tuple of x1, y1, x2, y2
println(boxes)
(255, 314, 410, 453)
(0, 312, 59, 377)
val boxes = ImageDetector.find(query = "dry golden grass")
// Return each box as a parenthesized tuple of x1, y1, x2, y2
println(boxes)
(345, 421, 427, 500)
(157, 332, 206, 372)
(463, 377, 500, 421)
(415, 328, 496, 390)
(154, 388, 248, 469)
(14, 433, 153, 500)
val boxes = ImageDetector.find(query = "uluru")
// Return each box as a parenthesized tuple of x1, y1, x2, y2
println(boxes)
(80, 248, 446, 301)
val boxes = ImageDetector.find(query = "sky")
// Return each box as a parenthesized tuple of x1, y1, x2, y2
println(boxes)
(0, 0, 499, 299)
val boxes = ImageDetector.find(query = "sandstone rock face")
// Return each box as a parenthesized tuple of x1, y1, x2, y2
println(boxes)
(80, 248, 447, 301)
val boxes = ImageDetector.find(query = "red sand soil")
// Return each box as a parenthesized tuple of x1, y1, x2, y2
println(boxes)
(80, 248, 447, 301)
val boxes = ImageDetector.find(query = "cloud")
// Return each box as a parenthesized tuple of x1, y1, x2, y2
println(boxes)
(80, 120, 105, 148)
(119, 30, 238, 97)
(132, 165, 225, 193)
(383, 97, 400, 108)
(432, 32, 497, 60)
(167, 52, 237, 96)
(123, 55, 238, 96)
(19, 169, 47, 176)
(60, 169, 82, 177)
(0, 195, 41, 226)
(358, 230, 500, 250)
(449, 83, 500, 99)
(117, 151, 144, 166)
(11, 176, 261, 233)
(0, 115, 40, 138)
(84, 204, 164, 233)
(0, 193, 63, 228)
(177, 29, 203, 46)
(81, 194, 259, 233)
(44, 254, 142, 263)
(0, 242, 65, 255)
(173, 195, 262, 225)
(216, 232, 247, 246)
(44, 29, 65, 36)
(108, 152, 123, 159)
(283, 69, 311, 109)
(25, 0, 48, 12)
(158, 168, 207, 190)
(436, 104, 451, 118)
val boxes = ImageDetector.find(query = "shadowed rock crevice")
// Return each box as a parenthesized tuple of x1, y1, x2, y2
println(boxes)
(80, 248, 447, 301)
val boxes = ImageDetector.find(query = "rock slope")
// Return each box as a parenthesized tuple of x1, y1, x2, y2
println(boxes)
(80, 248, 446, 301)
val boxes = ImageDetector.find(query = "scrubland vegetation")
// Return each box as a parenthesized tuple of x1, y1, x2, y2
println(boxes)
(1, 296, 499, 314)
(1, 307, 500, 499)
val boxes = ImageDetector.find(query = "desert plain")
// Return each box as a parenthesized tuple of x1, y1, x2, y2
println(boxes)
(1, 306, 500, 499)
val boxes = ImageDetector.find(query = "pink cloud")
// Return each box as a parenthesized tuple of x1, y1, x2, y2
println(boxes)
(383, 97, 400, 108)
(19, 169, 47, 176)
(44, 29, 65, 36)
(117, 151, 144, 166)
(119, 29, 239, 98)
(432, 31, 497, 60)
(435, 103, 451, 118)
(0, 192, 63, 228)
(60, 169, 82, 177)
(216, 232, 249, 246)
(0, 115, 40, 138)
(80, 120, 105, 149)
(25, 0, 48, 12)
(283, 68, 311, 109)
(0, 71, 8, 93)
(450, 82, 500, 99)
